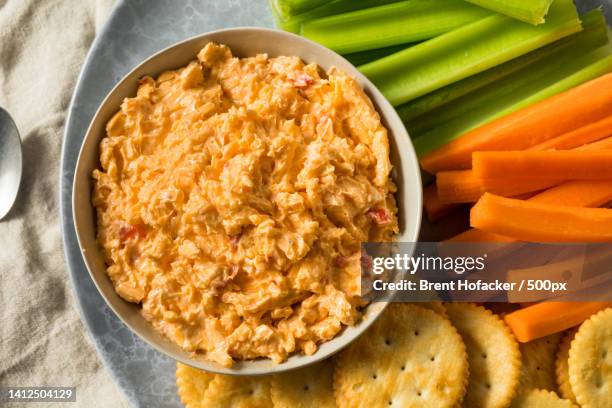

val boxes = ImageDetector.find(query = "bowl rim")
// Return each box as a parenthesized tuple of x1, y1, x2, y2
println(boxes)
(72, 26, 423, 375)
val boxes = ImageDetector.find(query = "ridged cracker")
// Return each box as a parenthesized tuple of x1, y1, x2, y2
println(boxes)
(568, 307, 612, 408)
(445, 303, 521, 408)
(510, 389, 577, 407)
(411, 301, 448, 317)
(334, 304, 468, 408)
(555, 328, 578, 402)
(201, 373, 273, 407)
(517, 333, 562, 394)
(176, 363, 215, 408)
(271, 359, 336, 407)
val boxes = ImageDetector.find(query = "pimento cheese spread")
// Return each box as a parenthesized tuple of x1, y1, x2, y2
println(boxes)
(92, 43, 398, 367)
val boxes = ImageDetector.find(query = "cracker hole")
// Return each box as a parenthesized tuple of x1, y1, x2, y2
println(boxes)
(388, 401, 392, 406)
(372, 374, 378, 380)
(485, 384, 491, 389)
(400, 365, 405, 371)
(481, 353, 487, 359)
(249, 389, 254, 395)
(414, 330, 419, 336)
(536, 366, 541, 371)
(417, 391, 422, 397)
(303, 385, 309, 392)
(430, 356, 435, 362)
(385, 339, 392, 346)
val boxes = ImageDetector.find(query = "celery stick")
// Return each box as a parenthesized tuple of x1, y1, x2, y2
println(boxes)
(412, 50, 612, 156)
(464, 0, 554, 25)
(398, 9, 608, 124)
(409, 16, 609, 137)
(300, 0, 492, 54)
(359, 0, 582, 106)
(344, 43, 417, 66)
(411, 44, 610, 137)
(270, 0, 403, 33)
(271, 0, 334, 20)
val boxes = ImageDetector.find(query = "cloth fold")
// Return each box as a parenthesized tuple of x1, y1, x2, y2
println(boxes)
(0, 0, 127, 407)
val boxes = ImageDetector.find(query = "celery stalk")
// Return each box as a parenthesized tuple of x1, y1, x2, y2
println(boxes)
(271, 0, 334, 20)
(397, 9, 608, 124)
(344, 43, 417, 67)
(359, 0, 582, 106)
(412, 49, 612, 156)
(412, 44, 611, 139)
(300, 0, 492, 54)
(270, 0, 403, 33)
(464, 0, 554, 25)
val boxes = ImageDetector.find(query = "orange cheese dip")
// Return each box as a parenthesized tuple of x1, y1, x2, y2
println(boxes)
(92, 43, 398, 367)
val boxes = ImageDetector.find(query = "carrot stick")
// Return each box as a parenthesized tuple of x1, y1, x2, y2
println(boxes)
(473, 150, 612, 181)
(448, 180, 612, 242)
(527, 180, 612, 207)
(441, 137, 612, 203)
(471, 193, 612, 242)
(423, 184, 460, 222)
(504, 302, 611, 342)
(528, 116, 612, 151)
(439, 132, 612, 203)
(436, 171, 483, 203)
(420, 73, 612, 173)
(437, 169, 556, 203)
(578, 135, 612, 150)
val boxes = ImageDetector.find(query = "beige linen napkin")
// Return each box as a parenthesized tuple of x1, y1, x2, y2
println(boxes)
(0, 0, 128, 407)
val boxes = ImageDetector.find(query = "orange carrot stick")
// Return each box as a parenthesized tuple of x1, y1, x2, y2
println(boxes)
(437, 134, 612, 204)
(527, 180, 612, 207)
(436, 171, 483, 203)
(578, 135, 612, 150)
(528, 116, 612, 151)
(420, 73, 612, 173)
(438, 135, 612, 203)
(504, 302, 611, 342)
(448, 180, 612, 242)
(473, 150, 612, 181)
(437, 170, 556, 203)
(471, 193, 612, 242)
(423, 184, 459, 222)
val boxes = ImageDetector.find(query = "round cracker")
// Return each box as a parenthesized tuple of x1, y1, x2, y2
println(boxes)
(334, 304, 468, 408)
(176, 362, 215, 408)
(555, 328, 578, 402)
(201, 374, 272, 408)
(271, 359, 335, 407)
(445, 303, 521, 408)
(568, 307, 612, 408)
(510, 389, 578, 408)
(412, 301, 448, 317)
(517, 333, 562, 394)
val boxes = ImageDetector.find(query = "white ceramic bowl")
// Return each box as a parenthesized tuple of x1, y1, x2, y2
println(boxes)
(72, 27, 422, 375)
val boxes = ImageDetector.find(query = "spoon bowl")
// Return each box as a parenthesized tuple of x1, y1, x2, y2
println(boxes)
(0, 107, 22, 220)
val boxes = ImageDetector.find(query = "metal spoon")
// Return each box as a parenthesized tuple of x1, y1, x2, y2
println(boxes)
(0, 107, 22, 220)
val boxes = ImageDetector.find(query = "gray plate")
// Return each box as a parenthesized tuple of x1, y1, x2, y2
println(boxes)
(59, 1, 611, 407)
